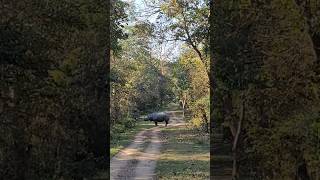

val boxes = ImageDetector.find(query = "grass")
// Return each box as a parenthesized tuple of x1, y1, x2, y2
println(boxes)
(93, 121, 154, 179)
(155, 125, 210, 180)
(161, 102, 181, 111)
(110, 103, 181, 157)
(110, 120, 154, 157)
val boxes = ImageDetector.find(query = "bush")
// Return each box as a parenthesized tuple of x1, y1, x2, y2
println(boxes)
(110, 124, 126, 141)
(190, 117, 205, 130)
(110, 117, 138, 141)
(122, 118, 137, 129)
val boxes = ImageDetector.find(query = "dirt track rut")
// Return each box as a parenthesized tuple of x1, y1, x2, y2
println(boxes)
(110, 111, 184, 180)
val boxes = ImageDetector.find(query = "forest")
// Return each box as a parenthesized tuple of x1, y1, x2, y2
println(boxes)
(110, 0, 210, 179)
(1, 0, 110, 179)
(110, 0, 210, 138)
(211, 0, 320, 179)
(1, 0, 320, 179)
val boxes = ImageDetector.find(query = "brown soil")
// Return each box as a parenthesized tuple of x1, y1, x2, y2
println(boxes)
(110, 111, 184, 180)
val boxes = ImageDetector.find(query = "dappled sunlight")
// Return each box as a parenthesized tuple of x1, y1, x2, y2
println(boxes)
(156, 112, 210, 179)
(160, 152, 209, 162)
(111, 110, 208, 179)
(116, 148, 142, 159)
(111, 124, 163, 179)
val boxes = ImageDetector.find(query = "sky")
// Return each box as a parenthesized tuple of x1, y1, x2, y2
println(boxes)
(123, 0, 184, 62)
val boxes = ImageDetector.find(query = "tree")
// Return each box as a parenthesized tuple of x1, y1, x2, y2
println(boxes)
(212, 0, 320, 178)
(0, 0, 117, 178)
(172, 48, 209, 132)
(157, 0, 210, 74)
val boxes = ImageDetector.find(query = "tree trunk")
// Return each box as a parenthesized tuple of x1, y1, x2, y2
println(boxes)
(232, 151, 237, 180)
(181, 93, 187, 118)
(54, 141, 62, 179)
(297, 160, 310, 180)
(182, 99, 185, 118)
(201, 108, 209, 133)
(232, 99, 245, 179)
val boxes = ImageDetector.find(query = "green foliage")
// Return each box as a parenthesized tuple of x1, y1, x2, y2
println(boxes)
(160, 0, 209, 47)
(0, 0, 121, 179)
(111, 0, 129, 53)
(171, 48, 209, 133)
(110, 20, 177, 127)
(212, 0, 320, 178)
(110, 121, 154, 157)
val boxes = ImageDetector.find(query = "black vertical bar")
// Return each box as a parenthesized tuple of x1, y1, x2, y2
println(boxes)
(106, 0, 111, 176)
(209, 0, 215, 179)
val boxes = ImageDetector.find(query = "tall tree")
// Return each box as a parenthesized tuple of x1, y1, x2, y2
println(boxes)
(212, 0, 320, 178)
(1, 0, 117, 178)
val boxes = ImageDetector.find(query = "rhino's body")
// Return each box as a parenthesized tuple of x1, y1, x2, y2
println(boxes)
(145, 112, 169, 126)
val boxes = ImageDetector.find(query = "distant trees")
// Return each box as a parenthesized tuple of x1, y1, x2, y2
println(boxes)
(110, 0, 211, 136)
(171, 48, 209, 132)
(149, 0, 210, 133)
(110, 22, 175, 134)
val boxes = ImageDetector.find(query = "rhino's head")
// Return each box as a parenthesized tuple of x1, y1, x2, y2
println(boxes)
(136, 115, 148, 121)
(144, 116, 149, 121)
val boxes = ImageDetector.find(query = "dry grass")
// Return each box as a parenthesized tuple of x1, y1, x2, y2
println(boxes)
(156, 125, 210, 180)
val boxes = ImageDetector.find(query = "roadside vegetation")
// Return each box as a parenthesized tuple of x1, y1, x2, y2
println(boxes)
(156, 122, 210, 180)
(1, 0, 112, 179)
(110, 1, 210, 178)
(212, 1, 320, 178)
(111, 120, 154, 157)
(110, 0, 210, 156)
(110, 102, 182, 157)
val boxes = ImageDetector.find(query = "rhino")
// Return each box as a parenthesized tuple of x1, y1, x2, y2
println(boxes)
(145, 112, 170, 126)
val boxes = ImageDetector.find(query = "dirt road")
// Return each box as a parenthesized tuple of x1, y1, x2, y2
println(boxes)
(110, 111, 184, 180)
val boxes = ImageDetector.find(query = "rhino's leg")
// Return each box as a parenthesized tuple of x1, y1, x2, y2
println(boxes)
(155, 121, 158, 126)
(165, 120, 168, 126)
